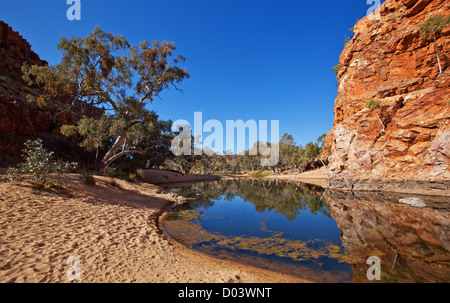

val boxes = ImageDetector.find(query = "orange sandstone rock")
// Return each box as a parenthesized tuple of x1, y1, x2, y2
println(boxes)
(325, 0, 450, 183)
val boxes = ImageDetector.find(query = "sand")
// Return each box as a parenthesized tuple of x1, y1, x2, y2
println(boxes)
(262, 167, 328, 188)
(142, 169, 220, 184)
(0, 172, 307, 283)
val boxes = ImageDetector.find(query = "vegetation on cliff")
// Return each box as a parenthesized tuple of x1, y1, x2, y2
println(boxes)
(325, 0, 450, 182)
(420, 14, 450, 74)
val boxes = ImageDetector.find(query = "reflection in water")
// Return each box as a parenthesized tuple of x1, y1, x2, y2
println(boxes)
(325, 190, 450, 283)
(162, 179, 450, 283)
(165, 179, 329, 220)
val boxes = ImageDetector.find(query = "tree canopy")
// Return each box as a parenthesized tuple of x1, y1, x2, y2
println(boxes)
(163, 132, 328, 174)
(23, 26, 190, 175)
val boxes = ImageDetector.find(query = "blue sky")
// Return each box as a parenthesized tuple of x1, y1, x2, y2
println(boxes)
(1, 0, 384, 149)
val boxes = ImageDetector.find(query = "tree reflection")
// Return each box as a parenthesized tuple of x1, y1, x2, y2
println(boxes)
(169, 179, 329, 221)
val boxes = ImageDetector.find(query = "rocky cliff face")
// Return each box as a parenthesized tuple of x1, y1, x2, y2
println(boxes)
(0, 21, 46, 78)
(325, 0, 450, 189)
(0, 21, 101, 167)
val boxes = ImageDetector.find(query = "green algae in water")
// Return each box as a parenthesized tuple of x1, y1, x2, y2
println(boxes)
(162, 179, 450, 282)
(164, 208, 363, 265)
(162, 180, 360, 282)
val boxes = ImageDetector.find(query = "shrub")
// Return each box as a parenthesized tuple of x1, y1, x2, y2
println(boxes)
(108, 178, 121, 188)
(80, 170, 96, 186)
(136, 169, 145, 181)
(420, 15, 450, 39)
(2, 139, 78, 187)
(344, 36, 352, 46)
(127, 169, 145, 183)
(420, 15, 450, 74)
(105, 166, 118, 178)
(366, 98, 381, 109)
(2, 167, 24, 183)
(332, 65, 341, 76)
(128, 173, 139, 183)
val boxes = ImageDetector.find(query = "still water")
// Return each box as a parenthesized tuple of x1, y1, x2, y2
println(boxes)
(162, 179, 450, 283)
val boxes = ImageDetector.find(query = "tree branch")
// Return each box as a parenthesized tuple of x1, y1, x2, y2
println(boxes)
(105, 148, 150, 166)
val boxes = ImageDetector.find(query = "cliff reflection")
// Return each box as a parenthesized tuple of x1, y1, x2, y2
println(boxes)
(325, 190, 450, 282)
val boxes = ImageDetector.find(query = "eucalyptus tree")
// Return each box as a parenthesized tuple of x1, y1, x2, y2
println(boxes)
(420, 15, 450, 74)
(23, 26, 189, 175)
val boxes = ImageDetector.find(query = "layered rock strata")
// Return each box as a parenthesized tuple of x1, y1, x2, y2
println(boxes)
(325, 0, 450, 195)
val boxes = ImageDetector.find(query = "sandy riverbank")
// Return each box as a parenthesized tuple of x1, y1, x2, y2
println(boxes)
(242, 167, 329, 188)
(261, 168, 450, 196)
(215, 168, 328, 188)
(142, 169, 220, 184)
(0, 172, 307, 283)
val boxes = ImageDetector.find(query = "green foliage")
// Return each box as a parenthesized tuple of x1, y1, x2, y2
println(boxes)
(3, 139, 78, 187)
(2, 167, 24, 183)
(60, 124, 78, 137)
(419, 15, 450, 74)
(164, 152, 201, 175)
(61, 115, 112, 151)
(180, 132, 328, 175)
(105, 166, 119, 178)
(343, 36, 352, 46)
(316, 134, 326, 149)
(332, 64, 341, 76)
(136, 169, 145, 180)
(366, 98, 381, 109)
(251, 170, 271, 179)
(127, 169, 145, 183)
(420, 15, 450, 38)
(79, 170, 96, 186)
(22, 26, 189, 175)
(108, 178, 121, 188)
(303, 142, 321, 159)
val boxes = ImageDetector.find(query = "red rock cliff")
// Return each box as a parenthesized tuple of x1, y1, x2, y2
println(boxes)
(325, 0, 450, 186)
(0, 21, 101, 167)
(0, 21, 47, 78)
